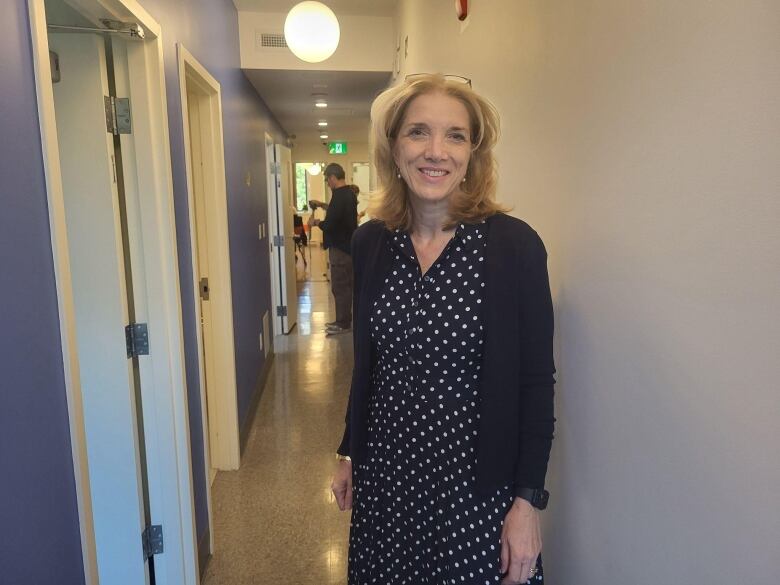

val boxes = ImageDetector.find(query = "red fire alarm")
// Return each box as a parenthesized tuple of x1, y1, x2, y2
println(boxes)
(455, 0, 468, 21)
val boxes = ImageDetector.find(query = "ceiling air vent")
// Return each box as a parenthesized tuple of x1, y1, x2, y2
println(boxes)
(257, 32, 288, 49)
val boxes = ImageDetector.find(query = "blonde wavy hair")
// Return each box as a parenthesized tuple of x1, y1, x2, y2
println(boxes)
(369, 73, 506, 230)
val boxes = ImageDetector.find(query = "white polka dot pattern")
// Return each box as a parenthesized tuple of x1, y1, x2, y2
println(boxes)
(347, 222, 543, 584)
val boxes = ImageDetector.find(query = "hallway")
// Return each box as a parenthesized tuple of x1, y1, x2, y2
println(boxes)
(202, 246, 353, 584)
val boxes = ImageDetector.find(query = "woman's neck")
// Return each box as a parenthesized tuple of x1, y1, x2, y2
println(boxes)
(409, 197, 453, 240)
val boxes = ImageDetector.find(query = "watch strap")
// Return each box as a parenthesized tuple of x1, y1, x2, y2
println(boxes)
(515, 487, 549, 510)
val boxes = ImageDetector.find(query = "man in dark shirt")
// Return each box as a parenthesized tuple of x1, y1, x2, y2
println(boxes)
(310, 163, 357, 334)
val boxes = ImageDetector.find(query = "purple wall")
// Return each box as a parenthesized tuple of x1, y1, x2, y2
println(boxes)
(0, 2, 86, 584)
(143, 0, 285, 555)
(1, 0, 283, 579)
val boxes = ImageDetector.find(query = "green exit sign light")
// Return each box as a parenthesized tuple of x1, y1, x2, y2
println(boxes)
(328, 141, 348, 154)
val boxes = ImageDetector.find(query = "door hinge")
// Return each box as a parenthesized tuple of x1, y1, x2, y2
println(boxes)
(273, 235, 284, 247)
(199, 277, 210, 301)
(270, 161, 281, 175)
(125, 323, 149, 358)
(142, 524, 164, 560)
(104, 96, 132, 135)
(276, 305, 288, 317)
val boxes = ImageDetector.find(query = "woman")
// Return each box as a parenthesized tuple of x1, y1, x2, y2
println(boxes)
(331, 74, 555, 585)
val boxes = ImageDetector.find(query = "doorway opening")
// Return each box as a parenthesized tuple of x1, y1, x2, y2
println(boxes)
(30, 0, 198, 582)
(177, 49, 240, 565)
(266, 136, 299, 335)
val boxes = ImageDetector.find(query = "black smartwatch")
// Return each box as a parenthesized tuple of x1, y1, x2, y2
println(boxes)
(515, 488, 549, 510)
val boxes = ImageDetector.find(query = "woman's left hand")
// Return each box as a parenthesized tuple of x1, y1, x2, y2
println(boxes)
(499, 497, 542, 584)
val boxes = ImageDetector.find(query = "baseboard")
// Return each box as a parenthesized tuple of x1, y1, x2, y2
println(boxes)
(197, 525, 211, 579)
(239, 351, 275, 455)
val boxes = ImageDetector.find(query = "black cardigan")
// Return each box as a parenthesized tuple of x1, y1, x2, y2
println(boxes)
(337, 213, 556, 494)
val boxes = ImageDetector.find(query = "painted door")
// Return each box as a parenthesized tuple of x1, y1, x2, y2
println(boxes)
(270, 144, 298, 334)
(50, 32, 151, 585)
(186, 87, 218, 484)
(352, 161, 371, 224)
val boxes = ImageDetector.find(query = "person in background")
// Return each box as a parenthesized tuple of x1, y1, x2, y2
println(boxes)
(310, 163, 358, 335)
(330, 74, 555, 584)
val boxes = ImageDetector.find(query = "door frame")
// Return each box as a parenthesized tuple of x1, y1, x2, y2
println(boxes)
(277, 144, 298, 334)
(177, 45, 240, 475)
(265, 133, 283, 336)
(28, 1, 198, 583)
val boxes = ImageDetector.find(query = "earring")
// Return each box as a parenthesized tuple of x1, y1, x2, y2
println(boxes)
(462, 176, 467, 183)
(396, 167, 401, 179)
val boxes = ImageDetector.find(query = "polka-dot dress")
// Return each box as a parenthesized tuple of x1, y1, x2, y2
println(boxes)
(348, 222, 544, 585)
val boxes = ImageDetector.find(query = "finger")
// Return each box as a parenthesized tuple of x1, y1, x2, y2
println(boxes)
(527, 556, 540, 582)
(499, 534, 509, 574)
(344, 485, 353, 510)
(508, 554, 528, 584)
(332, 486, 345, 510)
(501, 561, 524, 585)
(518, 559, 532, 584)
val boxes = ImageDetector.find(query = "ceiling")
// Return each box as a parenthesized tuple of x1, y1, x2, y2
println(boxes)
(244, 69, 392, 145)
(238, 1, 397, 146)
(232, 0, 397, 17)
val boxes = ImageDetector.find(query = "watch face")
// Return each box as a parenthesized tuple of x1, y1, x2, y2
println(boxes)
(534, 490, 550, 510)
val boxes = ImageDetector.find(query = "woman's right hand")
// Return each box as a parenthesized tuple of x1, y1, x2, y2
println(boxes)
(331, 459, 353, 511)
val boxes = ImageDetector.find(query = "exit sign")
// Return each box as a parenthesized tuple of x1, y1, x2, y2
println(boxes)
(328, 141, 348, 154)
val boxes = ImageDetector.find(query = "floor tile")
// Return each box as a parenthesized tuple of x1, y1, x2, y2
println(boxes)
(202, 245, 352, 585)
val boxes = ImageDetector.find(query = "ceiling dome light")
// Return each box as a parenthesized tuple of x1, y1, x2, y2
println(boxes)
(307, 163, 322, 175)
(284, 1, 340, 64)
(319, 133, 329, 139)
(318, 121, 328, 127)
(315, 101, 328, 108)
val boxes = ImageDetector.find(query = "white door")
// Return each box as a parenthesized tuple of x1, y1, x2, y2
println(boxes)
(50, 32, 150, 584)
(352, 161, 371, 223)
(186, 88, 219, 484)
(269, 144, 298, 334)
(352, 161, 370, 194)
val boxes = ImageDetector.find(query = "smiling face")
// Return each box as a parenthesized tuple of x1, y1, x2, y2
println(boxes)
(393, 91, 473, 207)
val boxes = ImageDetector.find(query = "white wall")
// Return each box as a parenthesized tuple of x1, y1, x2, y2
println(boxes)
(292, 140, 370, 186)
(397, 1, 780, 583)
(238, 11, 394, 71)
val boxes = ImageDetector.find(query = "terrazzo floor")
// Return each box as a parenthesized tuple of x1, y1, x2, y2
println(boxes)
(202, 243, 353, 585)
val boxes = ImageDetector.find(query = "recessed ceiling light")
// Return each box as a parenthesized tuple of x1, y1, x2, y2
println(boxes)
(315, 101, 328, 108)
(318, 121, 328, 127)
(320, 133, 329, 139)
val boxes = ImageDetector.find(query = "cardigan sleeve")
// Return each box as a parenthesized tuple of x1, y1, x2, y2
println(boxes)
(513, 232, 556, 492)
(336, 228, 363, 457)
